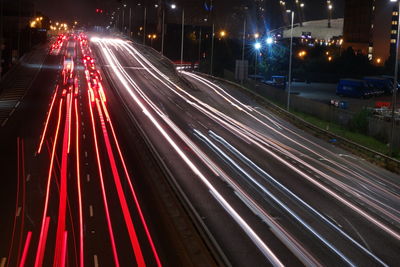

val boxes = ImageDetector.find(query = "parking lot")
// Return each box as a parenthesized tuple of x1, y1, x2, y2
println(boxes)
(290, 82, 397, 113)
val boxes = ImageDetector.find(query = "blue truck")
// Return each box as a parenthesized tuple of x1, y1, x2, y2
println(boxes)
(336, 79, 374, 98)
(363, 76, 394, 95)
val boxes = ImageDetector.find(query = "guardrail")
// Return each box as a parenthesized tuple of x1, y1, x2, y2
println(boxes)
(196, 72, 400, 175)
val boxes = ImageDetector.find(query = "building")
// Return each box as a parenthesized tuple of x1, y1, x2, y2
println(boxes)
(342, 0, 375, 57)
(342, 0, 398, 65)
(389, 5, 399, 60)
(282, 18, 343, 40)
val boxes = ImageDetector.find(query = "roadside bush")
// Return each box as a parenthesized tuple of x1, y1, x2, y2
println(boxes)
(349, 109, 371, 133)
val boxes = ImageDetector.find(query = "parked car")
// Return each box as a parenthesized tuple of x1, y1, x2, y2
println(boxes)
(336, 79, 373, 98)
(263, 76, 287, 90)
(363, 76, 393, 95)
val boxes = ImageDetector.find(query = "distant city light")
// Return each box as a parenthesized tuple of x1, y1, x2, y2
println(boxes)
(171, 4, 177, 9)
(298, 50, 307, 58)
(254, 33, 260, 39)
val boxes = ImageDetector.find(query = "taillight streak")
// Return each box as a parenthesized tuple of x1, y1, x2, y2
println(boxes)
(38, 86, 58, 154)
(87, 90, 120, 267)
(75, 98, 84, 267)
(34, 99, 63, 267)
(54, 93, 71, 267)
(95, 99, 145, 266)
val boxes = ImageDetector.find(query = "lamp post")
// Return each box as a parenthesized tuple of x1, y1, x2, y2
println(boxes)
(390, 0, 400, 155)
(122, 4, 126, 33)
(210, 23, 215, 75)
(128, 7, 132, 37)
(286, 10, 294, 111)
(327, 1, 333, 28)
(180, 8, 185, 68)
(240, 19, 246, 84)
(254, 42, 261, 77)
(161, 8, 165, 55)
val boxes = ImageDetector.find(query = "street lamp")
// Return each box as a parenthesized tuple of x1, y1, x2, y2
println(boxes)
(137, 3, 147, 44)
(266, 37, 273, 45)
(161, 4, 179, 56)
(169, 4, 185, 68)
(286, 9, 295, 111)
(327, 1, 333, 28)
(254, 42, 261, 77)
(390, 0, 400, 155)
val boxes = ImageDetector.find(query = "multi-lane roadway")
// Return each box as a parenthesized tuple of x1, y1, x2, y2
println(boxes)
(1, 33, 400, 267)
(1, 34, 217, 267)
(92, 36, 400, 266)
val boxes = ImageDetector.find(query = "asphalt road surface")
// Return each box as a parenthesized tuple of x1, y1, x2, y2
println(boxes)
(91, 36, 400, 266)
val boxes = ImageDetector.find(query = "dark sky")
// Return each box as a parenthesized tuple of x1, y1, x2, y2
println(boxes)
(33, 0, 344, 27)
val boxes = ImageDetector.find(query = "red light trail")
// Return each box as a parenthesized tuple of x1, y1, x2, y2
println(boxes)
(7, 33, 162, 267)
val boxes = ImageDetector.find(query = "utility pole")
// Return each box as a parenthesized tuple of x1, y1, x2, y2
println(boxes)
(128, 7, 132, 37)
(161, 9, 165, 55)
(180, 9, 184, 67)
(198, 27, 202, 64)
(390, 0, 400, 155)
(210, 23, 214, 75)
(287, 11, 294, 111)
(143, 7, 147, 45)
(241, 19, 246, 84)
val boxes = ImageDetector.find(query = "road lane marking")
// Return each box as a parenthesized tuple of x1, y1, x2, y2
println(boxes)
(89, 205, 94, 217)
(85, 151, 88, 158)
(16, 207, 22, 217)
(1, 118, 9, 127)
(83, 134, 86, 139)
(26, 174, 31, 182)
(86, 174, 90, 182)
(197, 121, 207, 129)
(175, 103, 183, 110)
(344, 217, 372, 252)
(93, 255, 99, 267)
(0, 257, 6, 267)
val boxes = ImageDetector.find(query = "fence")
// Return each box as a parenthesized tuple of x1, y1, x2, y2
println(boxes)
(223, 70, 400, 149)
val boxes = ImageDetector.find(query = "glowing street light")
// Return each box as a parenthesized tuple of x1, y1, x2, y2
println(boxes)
(266, 37, 273, 45)
(171, 4, 177, 9)
(219, 30, 226, 38)
(254, 42, 261, 50)
(327, 1, 333, 28)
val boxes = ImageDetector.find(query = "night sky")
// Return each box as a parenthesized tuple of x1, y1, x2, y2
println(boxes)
(34, 0, 345, 28)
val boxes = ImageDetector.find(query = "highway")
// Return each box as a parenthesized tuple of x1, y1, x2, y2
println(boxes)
(1, 33, 399, 267)
(91, 37, 400, 266)
(0, 34, 217, 267)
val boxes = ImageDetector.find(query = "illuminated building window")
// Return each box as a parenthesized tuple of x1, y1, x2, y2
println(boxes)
(393, 11, 399, 16)
(392, 30, 398, 34)
(391, 39, 397, 44)
(393, 20, 398, 25)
